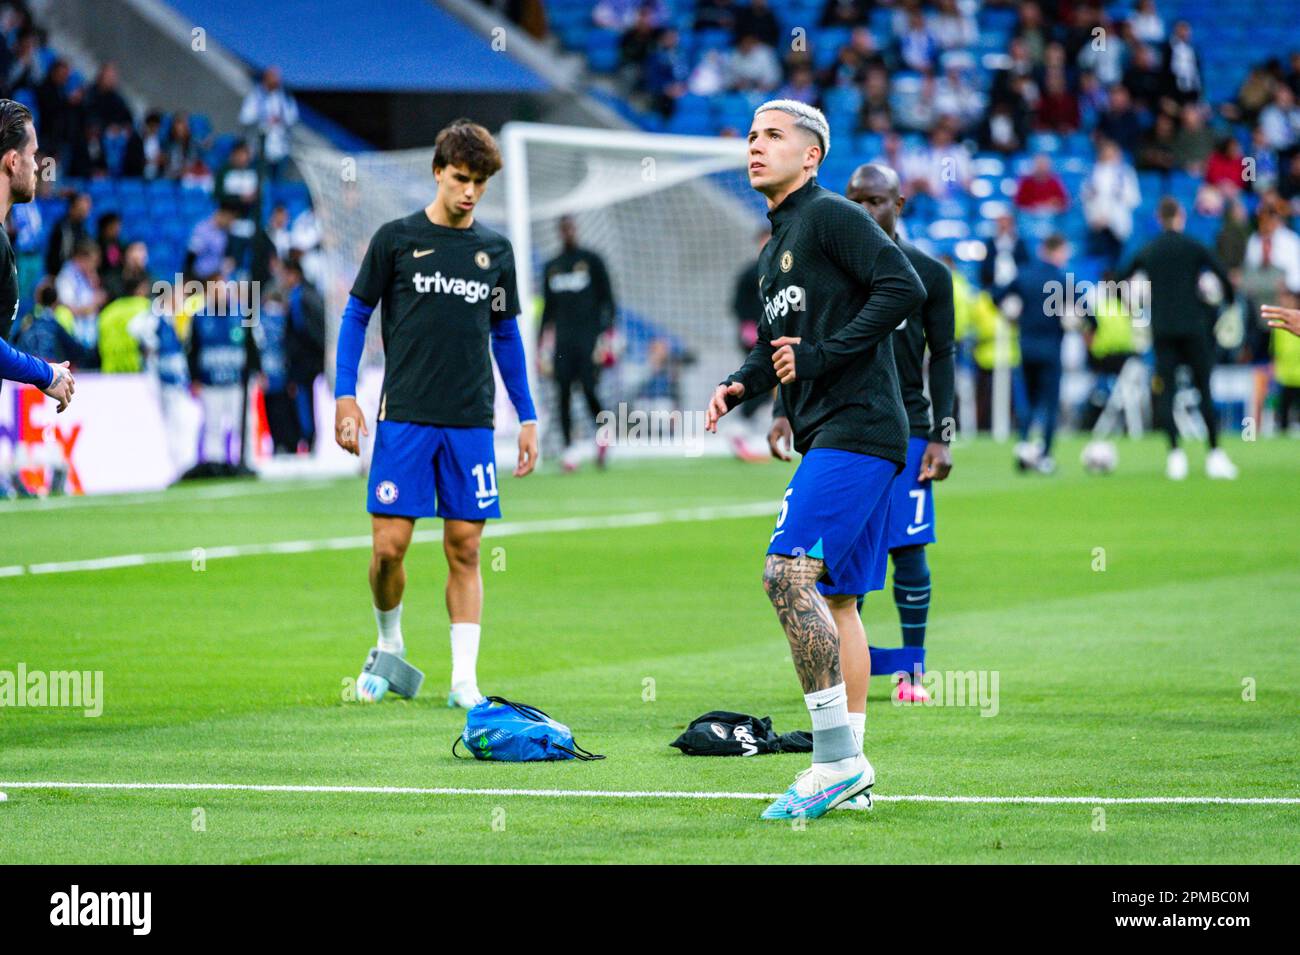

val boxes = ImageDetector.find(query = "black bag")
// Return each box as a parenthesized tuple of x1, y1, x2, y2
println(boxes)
(669, 710, 812, 756)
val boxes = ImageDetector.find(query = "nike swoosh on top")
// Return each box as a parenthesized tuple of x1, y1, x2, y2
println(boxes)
(906, 523, 931, 535)
(413, 248, 435, 258)
(477, 498, 498, 509)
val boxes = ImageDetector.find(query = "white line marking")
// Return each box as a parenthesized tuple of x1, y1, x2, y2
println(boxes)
(0, 478, 335, 513)
(1, 781, 1297, 805)
(0, 502, 778, 577)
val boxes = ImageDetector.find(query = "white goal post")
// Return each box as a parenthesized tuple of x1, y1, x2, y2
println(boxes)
(294, 123, 765, 457)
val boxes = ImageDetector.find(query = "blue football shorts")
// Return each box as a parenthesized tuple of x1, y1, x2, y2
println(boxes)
(367, 420, 501, 520)
(765, 447, 900, 597)
(887, 435, 938, 551)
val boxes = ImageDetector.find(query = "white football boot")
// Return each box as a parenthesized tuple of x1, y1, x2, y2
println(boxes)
(1165, 447, 1188, 481)
(1205, 448, 1238, 480)
(447, 682, 485, 709)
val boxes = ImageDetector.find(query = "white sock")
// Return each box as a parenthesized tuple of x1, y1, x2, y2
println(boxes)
(848, 711, 866, 751)
(804, 683, 857, 765)
(449, 622, 481, 688)
(374, 603, 403, 654)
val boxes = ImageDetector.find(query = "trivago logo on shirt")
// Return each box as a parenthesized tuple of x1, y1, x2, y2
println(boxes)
(413, 270, 492, 304)
(763, 284, 806, 325)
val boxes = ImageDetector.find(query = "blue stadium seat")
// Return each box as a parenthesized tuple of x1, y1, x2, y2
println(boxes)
(1028, 132, 1060, 155)
(584, 31, 620, 73)
(822, 86, 862, 117)
(853, 132, 884, 158)
(207, 133, 240, 168)
(694, 29, 731, 54)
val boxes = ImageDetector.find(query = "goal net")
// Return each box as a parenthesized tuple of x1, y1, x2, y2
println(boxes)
(294, 123, 765, 459)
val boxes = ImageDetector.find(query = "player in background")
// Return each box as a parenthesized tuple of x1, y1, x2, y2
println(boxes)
(706, 101, 925, 819)
(187, 282, 248, 468)
(1116, 197, 1237, 480)
(0, 99, 74, 411)
(770, 163, 955, 710)
(335, 119, 538, 708)
(538, 215, 615, 471)
(999, 233, 1070, 475)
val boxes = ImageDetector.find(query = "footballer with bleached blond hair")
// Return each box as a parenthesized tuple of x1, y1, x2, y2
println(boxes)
(707, 100, 925, 820)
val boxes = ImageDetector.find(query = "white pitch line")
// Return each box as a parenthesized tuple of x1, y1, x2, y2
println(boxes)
(1, 781, 1297, 805)
(0, 477, 334, 513)
(0, 501, 778, 577)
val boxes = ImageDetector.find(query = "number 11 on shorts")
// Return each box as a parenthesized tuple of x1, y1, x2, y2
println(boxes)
(472, 462, 498, 500)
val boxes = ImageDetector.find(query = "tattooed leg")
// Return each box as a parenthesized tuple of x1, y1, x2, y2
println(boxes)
(762, 553, 842, 693)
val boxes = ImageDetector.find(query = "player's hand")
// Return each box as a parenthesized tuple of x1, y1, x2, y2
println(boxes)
(42, 361, 74, 413)
(768, 415, 793, 461)
(1262, 304, 1300, 337)
(771, 336, 802, 384)
(705, 382, 744, 432)
(335, 397, 368, 456)
(919, 441, 952, 482)
(515, 421, 538, 477)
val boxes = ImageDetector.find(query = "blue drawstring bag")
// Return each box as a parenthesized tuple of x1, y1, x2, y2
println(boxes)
(453, 697, 605, 762)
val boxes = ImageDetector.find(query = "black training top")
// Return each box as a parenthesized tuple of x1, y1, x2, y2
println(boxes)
(351, 211, 520, 427)
(538, 246, 615, 350)
(0, 226, 18, 341)
(895, 240, 956, 443)
(725, 178, 924, 464)
(1115, 230, 1234, 340)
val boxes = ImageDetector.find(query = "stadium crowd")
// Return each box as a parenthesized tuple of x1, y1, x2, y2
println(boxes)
(0, 0, 330, 485)
(500, 0, 1300, 436)
(6, 0, 1300, 497)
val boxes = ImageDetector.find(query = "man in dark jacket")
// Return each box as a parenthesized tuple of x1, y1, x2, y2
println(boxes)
(1116, 197, 1238, 479)
(281, 258, 324, 452)
(539, 216, 615, 470)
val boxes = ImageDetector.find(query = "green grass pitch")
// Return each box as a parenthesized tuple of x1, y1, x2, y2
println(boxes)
(0, 435, 1297, 863)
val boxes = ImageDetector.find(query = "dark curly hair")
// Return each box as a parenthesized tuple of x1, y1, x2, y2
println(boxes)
(432, 118, 502, 179)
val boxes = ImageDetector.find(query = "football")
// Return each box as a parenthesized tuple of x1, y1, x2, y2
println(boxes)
(1081, 440, 1119, 474)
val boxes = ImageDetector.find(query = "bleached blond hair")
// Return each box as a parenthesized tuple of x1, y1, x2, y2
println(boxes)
(753, 99, 830, 165)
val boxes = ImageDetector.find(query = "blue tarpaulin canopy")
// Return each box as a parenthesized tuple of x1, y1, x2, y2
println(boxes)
(167, 0, 549, 92)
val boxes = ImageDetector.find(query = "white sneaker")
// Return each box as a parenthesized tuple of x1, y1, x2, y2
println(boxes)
(447, 683, 485, 708)
(560, 446, 581, 473)
(1014, 441, 1040, 472)
(1206, 448, 1238, 480)
(1166, 448, 1188, 481)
